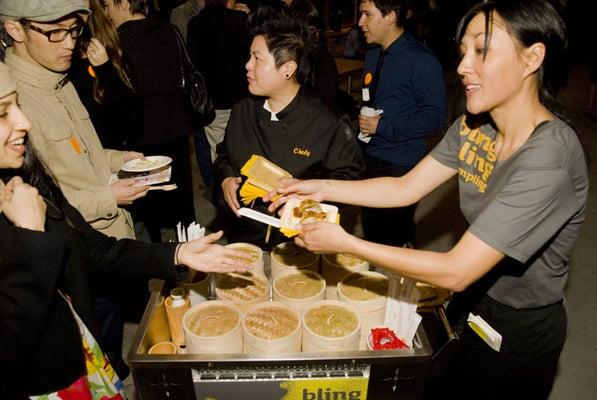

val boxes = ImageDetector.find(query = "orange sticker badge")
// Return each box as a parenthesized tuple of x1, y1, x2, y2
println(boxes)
(364, 72, 373, 86)
(87, 65, 97, 78)
(70, 136, 81, 155)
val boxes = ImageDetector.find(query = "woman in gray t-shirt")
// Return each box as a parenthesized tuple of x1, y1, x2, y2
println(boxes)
(265, 1, 588, 398)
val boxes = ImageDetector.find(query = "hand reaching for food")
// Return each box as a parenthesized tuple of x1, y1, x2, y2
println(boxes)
(264, 178, 326, 213)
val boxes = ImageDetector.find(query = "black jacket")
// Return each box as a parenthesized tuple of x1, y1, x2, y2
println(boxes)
(214, 89, 363, 181)
(70, 57, 143, 150)
(187, 4, 250, 110)
(213, 90, 364, 247)
(0, 190, 177, 397)
(118, 17, 192, 146)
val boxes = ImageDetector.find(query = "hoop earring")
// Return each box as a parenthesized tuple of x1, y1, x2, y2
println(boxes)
(284, 73, 290, 79)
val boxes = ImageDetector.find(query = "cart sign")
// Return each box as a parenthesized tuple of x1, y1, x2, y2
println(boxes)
(194, 376, 369, 400)
(281, 377, 368, 399)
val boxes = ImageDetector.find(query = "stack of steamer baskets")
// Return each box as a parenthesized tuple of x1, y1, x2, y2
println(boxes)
(183, 300, 243, 354)
(181, 241, 389, 355)
(270, 241, 319, 279)
(273, 270, 326, 313)
(242, 302, 301, 353)
(321, 253, 370, 299)
(337, 271, 389, 349)
(215, 271, 270, 312)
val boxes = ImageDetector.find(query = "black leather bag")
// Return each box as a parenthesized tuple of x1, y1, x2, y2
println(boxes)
(171, 25, 214, 118)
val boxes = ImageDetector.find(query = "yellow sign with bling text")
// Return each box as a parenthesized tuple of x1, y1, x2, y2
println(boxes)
(281, 377, 369, 400)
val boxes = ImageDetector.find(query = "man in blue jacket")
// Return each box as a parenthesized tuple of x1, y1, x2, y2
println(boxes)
(357, 0, 447, 247)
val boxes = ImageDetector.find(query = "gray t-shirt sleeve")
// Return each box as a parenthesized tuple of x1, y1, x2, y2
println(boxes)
(469, 167, 579, 263)
(430, 117, 462, 169)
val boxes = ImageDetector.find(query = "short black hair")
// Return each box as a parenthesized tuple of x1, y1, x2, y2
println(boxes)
(111, 0, 147, 16)
(247, 3, 317, 86)
(365, 0, 410, 28)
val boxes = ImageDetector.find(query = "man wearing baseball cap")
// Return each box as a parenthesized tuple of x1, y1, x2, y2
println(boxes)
(0, 0, 147, 380)
(0, 0, 148, 239)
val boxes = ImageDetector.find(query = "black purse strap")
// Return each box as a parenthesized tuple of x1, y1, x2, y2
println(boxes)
(169, 24, 193, 86)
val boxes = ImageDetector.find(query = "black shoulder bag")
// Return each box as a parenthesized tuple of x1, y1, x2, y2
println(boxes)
(171, 25, 214, 118)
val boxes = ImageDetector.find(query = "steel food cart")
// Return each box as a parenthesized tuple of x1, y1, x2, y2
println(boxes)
(128, 265, 456, 400)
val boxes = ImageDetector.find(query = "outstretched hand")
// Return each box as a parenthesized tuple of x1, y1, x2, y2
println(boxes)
(264, 178, 326, 213)
(177, 231, 253, 273)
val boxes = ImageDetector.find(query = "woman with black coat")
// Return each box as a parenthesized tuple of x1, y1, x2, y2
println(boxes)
(0, 61, 249, 398)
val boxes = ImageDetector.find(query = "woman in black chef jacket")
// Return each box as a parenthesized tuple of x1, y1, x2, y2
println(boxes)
(214, 3, 364, 249)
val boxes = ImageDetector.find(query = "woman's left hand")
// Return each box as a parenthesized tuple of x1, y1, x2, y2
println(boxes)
(86, 38, 110, 67)
(177, 231, 253, 273)
(295, 221, 352, 254)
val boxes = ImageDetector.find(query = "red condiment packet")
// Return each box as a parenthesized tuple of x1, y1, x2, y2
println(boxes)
(370, 327, 408, 350)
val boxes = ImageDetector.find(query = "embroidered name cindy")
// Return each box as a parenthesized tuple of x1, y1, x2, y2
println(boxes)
(293, 147, 311, 157)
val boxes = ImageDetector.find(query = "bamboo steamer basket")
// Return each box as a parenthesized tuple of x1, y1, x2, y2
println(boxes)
(147, 341, 178, 354)
(302, 300, 361, 352)
(145, 295, 171, 348)
(321, 253, 369, 299)
(183, 301, 242, 354)
(242, 302, 302, 354)
(215, 272, 270, 312)
(273, 271, 326, 313)
(225, 242, 264, 275)
(270, 241, 319, 279)
(338, 271, 389, 349)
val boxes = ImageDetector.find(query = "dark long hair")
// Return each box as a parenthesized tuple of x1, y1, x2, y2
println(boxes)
(21, 143, 64, 210)
(456, 0, 567, 119)
(82, 0, 133, 104)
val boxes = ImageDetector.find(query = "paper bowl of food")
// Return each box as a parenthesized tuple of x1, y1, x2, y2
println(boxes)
(118, 156, 173, 186)
(121, 155, 172, 173)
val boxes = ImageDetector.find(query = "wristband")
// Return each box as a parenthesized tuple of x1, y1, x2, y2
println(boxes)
(174, 243, 182, 265)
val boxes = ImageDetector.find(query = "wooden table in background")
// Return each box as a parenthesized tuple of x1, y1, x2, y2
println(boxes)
(334, 57, 364, 94)
(326, 27, 351, 56)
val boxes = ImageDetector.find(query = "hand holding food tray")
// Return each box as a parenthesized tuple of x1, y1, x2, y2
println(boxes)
(117, 156, 173, 187)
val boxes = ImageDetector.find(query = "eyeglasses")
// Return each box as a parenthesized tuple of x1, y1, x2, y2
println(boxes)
(23, 22, 84, 43)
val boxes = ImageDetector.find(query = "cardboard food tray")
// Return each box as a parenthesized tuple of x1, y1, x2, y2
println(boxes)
(240, 155, 292, 193)
(279, 198, 339, 237)
(116, 165, 172, 186)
